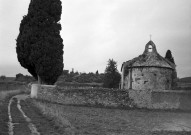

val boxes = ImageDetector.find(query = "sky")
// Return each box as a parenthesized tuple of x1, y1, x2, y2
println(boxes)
(0, 0, 191, 78)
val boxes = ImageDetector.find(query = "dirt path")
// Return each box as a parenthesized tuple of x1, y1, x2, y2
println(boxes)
(7, 94, 64, 135)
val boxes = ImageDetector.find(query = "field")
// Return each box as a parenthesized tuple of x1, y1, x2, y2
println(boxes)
(31, 99, 191, 135)
(0, 81, 26, 91)
(176, 82, 191, 90)
(176, 77, 191, 90)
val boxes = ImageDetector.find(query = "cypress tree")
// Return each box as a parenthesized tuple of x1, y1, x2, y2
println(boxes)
(16, 0, 63, 85)
(165, 50, 177, 89)
(165, 50, 175, 64)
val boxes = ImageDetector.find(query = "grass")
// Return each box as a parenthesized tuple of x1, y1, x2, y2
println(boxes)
(0, 81, 27, 91)
(31, 100, 191, 135)
(32, 100, 75, 135)
(0, 90, 24, 101)
(0, 87, 30, 102)
(0, 81, 30, 101)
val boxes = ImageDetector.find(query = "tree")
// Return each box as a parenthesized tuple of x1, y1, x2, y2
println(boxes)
(0, 75, 6, 81)
(16, 0, 63, 85)
(16, 73, 24, 80)
(103, 59, 121, 88)
(165, 50, 175, 64)
(15, 73, 35, 82)
(96, 70, 99, 75)
(165, 50, 178, 89)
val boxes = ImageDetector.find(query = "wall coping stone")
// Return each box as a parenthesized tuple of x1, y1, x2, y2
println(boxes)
(152, 90, 191, 93)
(128, 89, 191, 93)
(41, 85, 56, 88)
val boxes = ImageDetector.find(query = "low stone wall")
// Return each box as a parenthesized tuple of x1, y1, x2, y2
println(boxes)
(128, 89, 152, 108)
(129, 89, 191, 110)
(36, 85, 191, 110)
(151, 90, 191, 110)
(37, 86, 134, 108)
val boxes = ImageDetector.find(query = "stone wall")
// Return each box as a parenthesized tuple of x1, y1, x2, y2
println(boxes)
(37, 86, 134, 108)
(129, 89, 191, 110)
(128, 89, 152, 108)
(36, 85, 191, 111)
(151, 90, 191, 110)
(124, 67, 173, 90)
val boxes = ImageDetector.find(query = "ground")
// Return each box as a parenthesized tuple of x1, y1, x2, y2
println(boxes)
(39, 102, 191, 135)
(1, 93, 191, 135)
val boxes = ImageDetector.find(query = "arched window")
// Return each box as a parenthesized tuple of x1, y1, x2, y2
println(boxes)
(148, 45, 153, 52)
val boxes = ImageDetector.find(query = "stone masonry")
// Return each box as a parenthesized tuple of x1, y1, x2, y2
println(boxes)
(121, 40, 176, 90)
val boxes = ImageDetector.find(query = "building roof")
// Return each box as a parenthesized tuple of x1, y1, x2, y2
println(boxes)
(121, 40, 176, 71)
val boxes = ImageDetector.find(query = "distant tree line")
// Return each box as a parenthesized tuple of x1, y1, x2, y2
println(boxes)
(58, 70, 104, 83)
(15, 73, 35, 83)
(58, 59, 121, 88)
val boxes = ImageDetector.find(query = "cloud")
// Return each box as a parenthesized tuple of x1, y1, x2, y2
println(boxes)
(0, 0, 191, 77)
(0, 0, 30, 72)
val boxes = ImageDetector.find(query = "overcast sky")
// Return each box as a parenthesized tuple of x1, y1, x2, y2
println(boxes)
(0, 0, 191, 78)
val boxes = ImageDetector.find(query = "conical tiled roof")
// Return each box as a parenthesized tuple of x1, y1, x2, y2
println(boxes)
(122, 40, 175, 70)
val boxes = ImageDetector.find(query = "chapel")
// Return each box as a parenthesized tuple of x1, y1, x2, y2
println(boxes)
(121, 40, 176, 90)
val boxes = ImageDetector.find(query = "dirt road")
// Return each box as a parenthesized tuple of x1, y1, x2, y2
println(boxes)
(6, 94, 65, 135)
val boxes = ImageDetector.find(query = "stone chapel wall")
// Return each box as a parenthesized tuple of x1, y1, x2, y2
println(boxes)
(124, 67, 173, 90)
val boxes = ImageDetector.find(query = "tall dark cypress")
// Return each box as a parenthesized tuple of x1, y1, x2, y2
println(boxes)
(16, 0, 63, 85)
(165, 50, 175, 64)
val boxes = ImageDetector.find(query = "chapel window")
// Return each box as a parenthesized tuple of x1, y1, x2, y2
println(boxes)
(148, 45, 153, 52)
